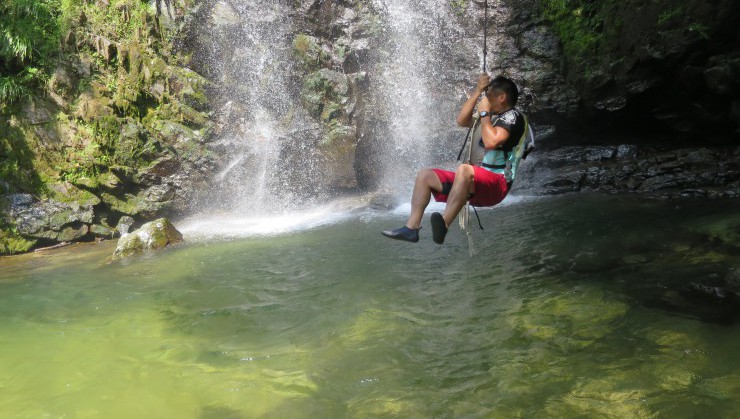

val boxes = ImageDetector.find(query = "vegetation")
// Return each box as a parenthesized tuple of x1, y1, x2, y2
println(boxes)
(0, 0, 60, 104)
(0, 220, 36, 255)
(538, 0, 619, 68)
(1, 0, 212, 255)
(449, 0, 468, 16)
(541, 0, 718, 73)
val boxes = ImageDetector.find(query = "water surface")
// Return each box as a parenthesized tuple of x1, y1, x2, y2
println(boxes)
(1, 195, 739, 418)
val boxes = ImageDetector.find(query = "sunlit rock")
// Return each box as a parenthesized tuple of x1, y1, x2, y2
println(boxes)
(211, 0, 240, 27)
(113, 218, 183, 259)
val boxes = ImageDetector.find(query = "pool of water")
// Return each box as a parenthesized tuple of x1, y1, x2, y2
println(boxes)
(1, 194, 739, 418)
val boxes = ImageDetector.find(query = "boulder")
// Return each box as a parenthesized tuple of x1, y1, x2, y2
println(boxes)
(21, 99, 54, 125)
(113, 218, 183, 259)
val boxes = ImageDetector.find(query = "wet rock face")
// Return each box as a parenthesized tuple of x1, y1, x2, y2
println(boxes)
(1, 193, 122, 244)
(495, 0, 580, 120)
(547, 0, 740, 144)
(185, 0, 380, 199)
(513, 145, 740, 197)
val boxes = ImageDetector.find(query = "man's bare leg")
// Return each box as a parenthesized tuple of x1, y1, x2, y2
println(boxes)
(429, 164, 475, 244)
(406, 169, 443, 229)
(442, 164, 476, 227)
(382, 168, 443, 243)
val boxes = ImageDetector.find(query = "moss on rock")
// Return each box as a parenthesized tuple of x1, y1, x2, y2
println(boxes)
(0, 221, 37, 255)
(0, 0, 214, 255)
(112, 217, 183, 259)
(293, 34, 330, 70)
(47, 181, 101, 206)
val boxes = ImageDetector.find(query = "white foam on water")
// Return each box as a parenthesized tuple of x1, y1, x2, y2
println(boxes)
(390, 194, 540, 216)
(391, 201, 446, 216)
(178, 198, 367, 240)
(179, 193, 543, 241)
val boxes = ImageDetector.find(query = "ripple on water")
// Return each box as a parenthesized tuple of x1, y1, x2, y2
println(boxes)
(0, 195, 740, 417)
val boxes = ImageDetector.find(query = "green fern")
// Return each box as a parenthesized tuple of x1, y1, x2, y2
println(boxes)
(0, 76, 29, 103)
(0, 0, 59, 65)
(0, 0, 60, 106)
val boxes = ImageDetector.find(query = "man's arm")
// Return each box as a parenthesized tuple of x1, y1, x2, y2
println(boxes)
(455, 74, 490, 127)
(477, 95, 511, 149)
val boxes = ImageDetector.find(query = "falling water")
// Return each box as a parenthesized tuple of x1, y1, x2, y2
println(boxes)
(206, 0, 297, 215)
(188, 0, 482, 236)
(370, 0, 476, 195)
(376, 1, 439, 166)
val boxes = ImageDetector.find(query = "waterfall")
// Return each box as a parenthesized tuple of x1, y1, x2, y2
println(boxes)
(206, 0, 297, 215)
(376, 0, 439, 167)
(189, 0, 483, 235)
(371, 0, 472, 196)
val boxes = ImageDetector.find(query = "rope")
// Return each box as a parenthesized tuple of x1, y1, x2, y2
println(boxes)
(461, 0, 490, 257)
(483, 0, 488, 73)
(459, 113, 478, 256)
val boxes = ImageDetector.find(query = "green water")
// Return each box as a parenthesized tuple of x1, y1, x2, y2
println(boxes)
(1, 195, 739, 418)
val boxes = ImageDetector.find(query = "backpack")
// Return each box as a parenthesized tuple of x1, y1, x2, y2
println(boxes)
(458, 113, 536, 185)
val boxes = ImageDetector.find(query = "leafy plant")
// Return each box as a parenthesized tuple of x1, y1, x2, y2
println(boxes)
(0, 219, 36, 255)
(60, 165, 97, 184)
(0, 0, 60, 103)
(0, 74, 30, 103)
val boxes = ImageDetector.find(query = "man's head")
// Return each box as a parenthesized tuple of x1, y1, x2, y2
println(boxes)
(485, 76, 518, 110)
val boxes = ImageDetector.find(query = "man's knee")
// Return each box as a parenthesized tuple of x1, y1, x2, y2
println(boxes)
(416, 168, 437, 183)
(455, 164, 475, 181)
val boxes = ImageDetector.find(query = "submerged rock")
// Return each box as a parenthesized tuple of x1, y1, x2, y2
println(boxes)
(113, 218, 183, 259)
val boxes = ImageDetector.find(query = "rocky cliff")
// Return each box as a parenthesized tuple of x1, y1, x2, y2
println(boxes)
(1, 0, 216, 254)
(537, 0, 740, 146)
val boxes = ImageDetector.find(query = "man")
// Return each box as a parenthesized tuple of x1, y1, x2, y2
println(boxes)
(381, 74, 527, 244)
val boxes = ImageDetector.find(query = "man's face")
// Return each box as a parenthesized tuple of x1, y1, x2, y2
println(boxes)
(485, 88, 508, 113)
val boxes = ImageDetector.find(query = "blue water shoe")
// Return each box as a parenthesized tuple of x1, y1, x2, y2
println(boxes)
(381, 226, 420, 243)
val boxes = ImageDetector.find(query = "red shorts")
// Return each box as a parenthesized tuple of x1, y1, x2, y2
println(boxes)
(431, 166, 509, 207)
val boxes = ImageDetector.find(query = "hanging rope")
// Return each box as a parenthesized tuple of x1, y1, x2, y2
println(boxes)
(459, 0, 490, 257)
(483, 0, 488, 73)
(458, 112, 480, 256)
